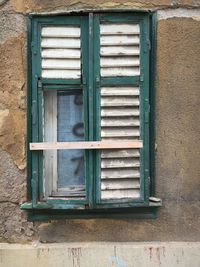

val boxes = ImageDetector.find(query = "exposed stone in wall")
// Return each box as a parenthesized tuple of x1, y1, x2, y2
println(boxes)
(5, 0, 200, 14)
(0, 22, 26, 169)
(0, 149, 36, 242)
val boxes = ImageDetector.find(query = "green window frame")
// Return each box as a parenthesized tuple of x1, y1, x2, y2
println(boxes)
(21, 11, 161, 220)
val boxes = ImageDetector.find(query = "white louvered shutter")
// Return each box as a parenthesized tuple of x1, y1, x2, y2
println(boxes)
(41, 26, 81, 79)
(100, 23, 141, 200)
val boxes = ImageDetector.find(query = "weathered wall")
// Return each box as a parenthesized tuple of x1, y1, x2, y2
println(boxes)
(0, 0, 200, 243)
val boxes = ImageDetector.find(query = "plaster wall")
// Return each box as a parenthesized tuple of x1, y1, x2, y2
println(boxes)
(0, 0, 200, 244)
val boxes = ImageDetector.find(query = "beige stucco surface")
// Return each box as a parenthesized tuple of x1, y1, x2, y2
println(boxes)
(0, 0, 200, 244)
(1, 242, 200, 267)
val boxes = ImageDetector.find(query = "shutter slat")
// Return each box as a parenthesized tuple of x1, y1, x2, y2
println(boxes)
(101, 96, 139, 107)
(101, 149, 140, 158)
(101, 168, 140, 179)
(42, 49, 81, 59)
(101, 128, 140, 138)
(101, 189, 140, 199)
(41, 26, 81, 79)
(101, 57, 139, 68)
(41, 27, 80, 37)
(42, 70, 80, 79)
(42, 59, 80, 70)
(100, 46, 140, 56)
(100, 24, 140, 35)
(101, 118, 140, 127)
(101, 158, 140, 168)
(101, 35, 139, 46)
(101, 87, 139, 96)
(101, 107, 139, 117)
(101, 179, 140, 190)
(41, 38, 81, 48)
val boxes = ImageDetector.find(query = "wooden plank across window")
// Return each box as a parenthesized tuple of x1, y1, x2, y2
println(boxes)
(30, 141, 143, 150)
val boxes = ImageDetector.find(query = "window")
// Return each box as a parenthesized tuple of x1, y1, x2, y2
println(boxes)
(22, 12, 160, 218)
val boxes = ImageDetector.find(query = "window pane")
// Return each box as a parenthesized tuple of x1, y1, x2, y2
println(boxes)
(57, 91, 85, 195)
(43, 89, 85, 199)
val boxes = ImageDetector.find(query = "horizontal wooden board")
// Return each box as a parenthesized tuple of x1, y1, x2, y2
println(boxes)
(101, 168, 140, 179)
(101, 117, 140, 127)
(30, 141, 143, 150)
(101, 128, 140, 137)
(42, 69, 80, 79)
(41, 27, 80, 38)
(101, 149, 140, 158)
(42, 59, 81, 70)
(101, 87, 139, 96)
(100, 35, 139, 46)
(101, 96, 139, 107)
(101, 158, 140, 168)
(101, 179, 140, 190)
(100, 24, 140, 35)
(101, 57, 140, 68)
(101, 107, 139, 117)
(41, 38, 80, 49)
(101, 189, 140, 199)
(41, 49, 81, 59)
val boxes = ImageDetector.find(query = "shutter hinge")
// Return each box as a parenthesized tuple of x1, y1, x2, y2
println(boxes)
(140, 73, 144, 83)
(145, 101, 150, 124)
(31, 41, 37, 56)
(31, 100, 37, 125)
(147, 39, 151, 50)
(37, 78, 42, 90)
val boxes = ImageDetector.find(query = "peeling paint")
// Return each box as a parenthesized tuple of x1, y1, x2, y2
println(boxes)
(158, 8, 200, 20)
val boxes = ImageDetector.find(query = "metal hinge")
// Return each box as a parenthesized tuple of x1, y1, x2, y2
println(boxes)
(31, 41, 37, 55)
(145, 101, 150, 124)
(147, 39, 151, 50)
(140, 73, 144, 83)
(37, 78, 42, 90)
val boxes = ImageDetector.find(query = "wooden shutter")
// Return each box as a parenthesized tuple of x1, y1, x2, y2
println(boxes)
(41, 26, 81, 79)
(99, 22, 141, 200)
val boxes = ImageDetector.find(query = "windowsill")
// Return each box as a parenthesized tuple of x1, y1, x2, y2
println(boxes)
(20, 198, 162, 221)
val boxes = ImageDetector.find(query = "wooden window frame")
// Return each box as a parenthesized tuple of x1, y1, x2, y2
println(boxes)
(21, 11, 161, 220)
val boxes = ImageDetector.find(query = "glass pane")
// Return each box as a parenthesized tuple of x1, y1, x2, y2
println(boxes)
(57, 91, 85, 194)
(43, 89, 85, 199)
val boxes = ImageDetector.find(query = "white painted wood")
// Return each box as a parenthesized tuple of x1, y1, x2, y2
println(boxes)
(41, 49, 81, 59)
(101, 87, 139, 96)
(42, 70, 81, 79)
(101, 179, 140, 190)
(101, 57, 140, 68)
(100, 24, 140, 35)
(101, 158, 140, 168)
(101, 149, 140, 158)
(101, 97, 139, 107)
(101, 189, 140, 199)
(101, 118, 140, 127)
(43, 91, 57, 197)
(42, 59, 80, 70)
(41, 38, 80, 48)
(101, 168, 140, 179)
(41, 27, 80, 38)
(101, 107, 139, 117)
(101, 68, 140, 77)
(100, 46, 140, 56)
(100, 35, 139, 46)
(101, 128, 140, 137)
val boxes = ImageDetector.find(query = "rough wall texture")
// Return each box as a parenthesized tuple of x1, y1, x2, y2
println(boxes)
(0, 0, 200, 243)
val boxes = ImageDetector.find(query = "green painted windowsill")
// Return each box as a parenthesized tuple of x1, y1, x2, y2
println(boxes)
(20, 199, 162, 221)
